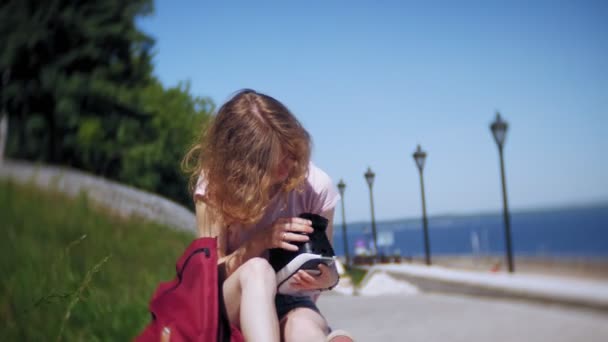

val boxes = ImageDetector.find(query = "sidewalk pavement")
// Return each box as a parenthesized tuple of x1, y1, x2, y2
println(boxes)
(361, 263, 608, 312)
(318, 263, 608, 341)
(317, 292, 608, 342)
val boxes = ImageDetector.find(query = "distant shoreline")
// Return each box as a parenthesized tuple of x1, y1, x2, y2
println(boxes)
(342, 202, 608, 229)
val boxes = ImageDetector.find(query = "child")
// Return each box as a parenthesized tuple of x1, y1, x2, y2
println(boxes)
(183, 89, 353, 341)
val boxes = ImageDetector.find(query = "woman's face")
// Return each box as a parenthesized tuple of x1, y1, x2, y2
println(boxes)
(273, 153, 295, 185)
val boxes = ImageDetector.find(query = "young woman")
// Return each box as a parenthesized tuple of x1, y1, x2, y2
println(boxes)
(183, 89, 353, 342)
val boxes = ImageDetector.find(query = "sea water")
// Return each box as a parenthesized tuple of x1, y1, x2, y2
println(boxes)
(332, 204, 608, 258)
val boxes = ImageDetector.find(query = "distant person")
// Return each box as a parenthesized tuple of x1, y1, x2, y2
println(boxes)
(183, 89, 353, 342)
(354, 238, 369, 256)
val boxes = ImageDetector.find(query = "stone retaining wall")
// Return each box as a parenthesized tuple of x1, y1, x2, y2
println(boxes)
(0, 160, 196, 233)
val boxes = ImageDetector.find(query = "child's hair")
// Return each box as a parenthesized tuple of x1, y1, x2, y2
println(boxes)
(182, 89, 311, 225)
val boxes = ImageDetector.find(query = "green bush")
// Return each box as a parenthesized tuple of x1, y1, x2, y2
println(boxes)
(0, 180, 194, 341)
(345, 267, 368, 287)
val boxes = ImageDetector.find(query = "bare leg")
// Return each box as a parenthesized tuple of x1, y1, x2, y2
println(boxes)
(222, 257, 280, 342)
(281, 307, 328, 342)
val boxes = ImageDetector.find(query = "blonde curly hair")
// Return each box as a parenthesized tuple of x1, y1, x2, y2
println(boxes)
(182, 89, 311, 225)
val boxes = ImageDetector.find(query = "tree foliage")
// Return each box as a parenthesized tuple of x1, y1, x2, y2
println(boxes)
(120, 79, 213, 206)
(1, 0, 214, 208)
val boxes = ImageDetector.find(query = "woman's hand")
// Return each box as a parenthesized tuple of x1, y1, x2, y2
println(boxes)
(262, 217, 314, 251)
(290, 264, 338, 291)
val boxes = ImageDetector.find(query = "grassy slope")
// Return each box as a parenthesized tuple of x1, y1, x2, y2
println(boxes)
(0, 180, 194, 341)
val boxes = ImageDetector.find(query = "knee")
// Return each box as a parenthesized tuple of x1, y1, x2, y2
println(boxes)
(239, 257, 276, 287)
(283, 310, 328, 341)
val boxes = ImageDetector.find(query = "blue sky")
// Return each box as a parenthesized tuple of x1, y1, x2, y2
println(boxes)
(139, 0, 608, 223)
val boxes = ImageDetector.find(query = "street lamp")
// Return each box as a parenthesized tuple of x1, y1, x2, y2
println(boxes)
(337, 179, 350, 267)
(413, 145, 431, 266)
(364, 167, 379, 261)
(490, 112, 514, 273)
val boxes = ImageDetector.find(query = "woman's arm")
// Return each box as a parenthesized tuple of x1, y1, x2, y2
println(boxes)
(195, 200, 312, 279)
(290, 208, 340, 300)
(195, 200, 267, 278)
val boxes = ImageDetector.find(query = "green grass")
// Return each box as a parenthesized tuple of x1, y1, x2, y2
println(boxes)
(0, 180, 195, 341)
(345, 267, 368, 287)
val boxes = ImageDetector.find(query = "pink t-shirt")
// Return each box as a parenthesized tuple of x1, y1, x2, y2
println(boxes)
(195, 162, 340, 254)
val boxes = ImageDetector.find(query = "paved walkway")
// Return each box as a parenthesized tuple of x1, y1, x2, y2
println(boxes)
(370, 263, 608, 311)
(317, 292, 608, 342)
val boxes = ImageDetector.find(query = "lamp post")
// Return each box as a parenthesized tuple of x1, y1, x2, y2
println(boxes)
(364, 167, 379, 261)
(490, 112, 514, 273)
(413, 145, 431, 266)
(337, 179, 350, 267)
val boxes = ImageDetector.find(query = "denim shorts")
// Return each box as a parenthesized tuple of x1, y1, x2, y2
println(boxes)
(275, 294, 321, 320)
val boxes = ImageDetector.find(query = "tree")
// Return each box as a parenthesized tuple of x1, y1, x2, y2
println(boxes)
(0, 69, 8, 162)
(0, 0, 154, 163)
(119, 78, 214, 206)
(0, 0, 215, 208)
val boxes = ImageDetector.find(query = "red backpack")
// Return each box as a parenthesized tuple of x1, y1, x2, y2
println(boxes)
(136, 237, 244, 342)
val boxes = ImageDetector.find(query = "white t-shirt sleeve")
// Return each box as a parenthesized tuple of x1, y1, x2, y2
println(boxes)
(309, 163, 341, 213)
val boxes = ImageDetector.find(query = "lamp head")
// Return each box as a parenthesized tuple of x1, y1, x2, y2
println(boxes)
(364, 167, 375, 187)
(337, 178, 346, 195)
(412, 144, 427, 172)
(490, 112, 508, 148)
